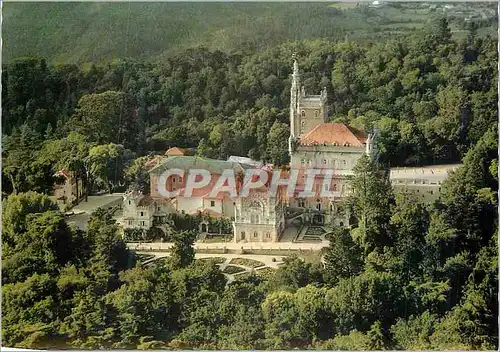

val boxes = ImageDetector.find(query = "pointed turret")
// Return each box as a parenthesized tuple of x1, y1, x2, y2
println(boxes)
(289, 58, 301, 155)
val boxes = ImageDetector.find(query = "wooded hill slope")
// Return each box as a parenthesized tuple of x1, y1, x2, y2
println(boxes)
(3, 2, 496, 64)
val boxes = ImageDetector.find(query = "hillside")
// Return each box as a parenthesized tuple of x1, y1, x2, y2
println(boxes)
(3, 2, 496, 64)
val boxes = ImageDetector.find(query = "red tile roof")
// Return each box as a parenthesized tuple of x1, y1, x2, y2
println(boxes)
(55, 169, 71, 179)
(144, 156, 164, 169)
(300, 123, 367, 147)
(165, 147, 186, 156)
(138, 195, 155, 207)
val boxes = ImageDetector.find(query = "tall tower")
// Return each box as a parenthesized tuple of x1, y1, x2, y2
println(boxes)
(288, 59, 300, 155)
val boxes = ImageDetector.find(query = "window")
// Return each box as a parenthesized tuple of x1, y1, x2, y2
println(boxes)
(241, 231, 246, 239)
(128, 220, 133, 226)
(315, 110, 319, 117)
(301, 110, 305, 117)
(333, 184, 337, 191)
(140, 212, 144, 216)
(128, 200, 131, 205)
(332, 160, 337, 167)
(251, 214, 260, 224)
(298, 199, 305, 208)
(210, 200, 215, 207)
(141, 221, 145, 226)
(430, 190, 434, 195)
(301, 159, 306, 166)
(265, 232, 271, 238)
(323, 159, 327, 165)
(157, 206, 161, 211)
(316, 199, 321, 211)
(253, 232, 258, 238)
(342, 160, 347, 167)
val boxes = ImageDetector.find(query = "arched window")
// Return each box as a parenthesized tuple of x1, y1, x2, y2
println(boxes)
(250, 213, 260, 224)
(323, 159, 327, 165)
(316, 199, 321, 211)
(332, 184, 337, 191)
(301, 110, 305, 117)
(253, 231, 258, 238)
(314, 110, 319, 117)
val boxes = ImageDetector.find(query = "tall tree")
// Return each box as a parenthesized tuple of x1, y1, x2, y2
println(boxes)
(347, 154, 394, 254)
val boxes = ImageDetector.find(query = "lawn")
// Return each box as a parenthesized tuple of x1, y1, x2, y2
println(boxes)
(229, 257, 265, 268)
(223, 265, 247, 274)
(197, 257, 226, 264)
(254, 267, 276, 280)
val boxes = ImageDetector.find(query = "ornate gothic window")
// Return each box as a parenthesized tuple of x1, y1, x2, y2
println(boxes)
(250, 214, 260, 224)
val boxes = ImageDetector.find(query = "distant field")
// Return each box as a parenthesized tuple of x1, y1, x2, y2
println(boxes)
(3, 2, 496, 64)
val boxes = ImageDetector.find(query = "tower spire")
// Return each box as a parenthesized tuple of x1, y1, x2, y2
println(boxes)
(289, 56, 300, 155)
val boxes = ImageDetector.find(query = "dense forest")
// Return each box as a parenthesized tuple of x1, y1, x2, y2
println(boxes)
(2, 4, 498, 349)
